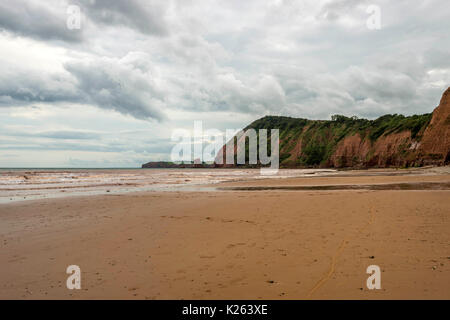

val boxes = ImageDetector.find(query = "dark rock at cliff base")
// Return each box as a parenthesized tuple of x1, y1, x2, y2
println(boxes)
(141, 161, 215, 168)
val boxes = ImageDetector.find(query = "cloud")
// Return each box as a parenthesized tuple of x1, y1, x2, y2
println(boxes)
(0, 0, 170, 43)
(424, 49, 450, 69)
(64, 53, 167, 121)
(74, 0, 169, 36)
(0, 69, 78, 105)
(0, 0, 82, 42)
(317, 0, 368, 22)
(184, 73, 286, 114)
(2, 0, 448, 122)
(1, 0, 450, 166)
(37, 130, 101, 140)
(0, 125, 102, 141)
(0, 52, 167, 121)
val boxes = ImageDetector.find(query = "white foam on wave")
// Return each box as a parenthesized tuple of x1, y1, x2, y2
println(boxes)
(0, 168, 338, 203)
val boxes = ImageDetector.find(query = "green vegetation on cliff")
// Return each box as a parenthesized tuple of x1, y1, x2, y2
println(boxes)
(242, 113, 432, 167)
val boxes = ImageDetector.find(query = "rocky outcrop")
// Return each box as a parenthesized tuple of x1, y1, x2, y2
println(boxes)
(142, 161, 214, 168)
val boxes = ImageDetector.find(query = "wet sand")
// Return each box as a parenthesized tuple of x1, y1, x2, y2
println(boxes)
(1, 168, 449, 299)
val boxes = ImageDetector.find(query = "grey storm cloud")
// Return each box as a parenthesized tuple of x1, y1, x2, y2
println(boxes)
(0, 53, 167, 121)
(0, 69, 78, 104)
(0, 0, 82, 42)
(0, 141, 124, 152)
(0, 0, 449, 167)
(0, 126, 101, 140)
(74, 0, 169, 36)
(37, 130, 101, 140)
(0, 0, 449, 122)
(64, 55, 167, 121)
(181, 73, 287, 114)
(0, 134, 175, 154)
(0, 0, 169, 43)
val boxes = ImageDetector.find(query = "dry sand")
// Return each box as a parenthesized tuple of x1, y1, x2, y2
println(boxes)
(1, 168, 449, 299)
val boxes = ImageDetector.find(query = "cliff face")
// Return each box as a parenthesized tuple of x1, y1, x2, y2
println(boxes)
(417, 87, 450, 165)
(216, 87, 450, 168)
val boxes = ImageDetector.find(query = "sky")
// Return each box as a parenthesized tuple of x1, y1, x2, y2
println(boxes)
(0, 0, 449, 167)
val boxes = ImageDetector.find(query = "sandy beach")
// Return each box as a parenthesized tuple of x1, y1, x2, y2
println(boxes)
(1, 167, 449, 299)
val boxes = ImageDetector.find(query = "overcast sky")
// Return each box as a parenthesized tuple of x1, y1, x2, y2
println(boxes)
(0, 0, 449, 167)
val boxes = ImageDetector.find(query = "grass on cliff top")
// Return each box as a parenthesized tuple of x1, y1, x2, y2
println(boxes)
(247, 113, 432, 141)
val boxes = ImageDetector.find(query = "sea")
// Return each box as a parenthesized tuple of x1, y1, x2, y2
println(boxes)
(0, 168, 338, 203)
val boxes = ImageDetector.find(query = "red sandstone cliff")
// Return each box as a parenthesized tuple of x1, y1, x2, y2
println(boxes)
(214, 87, 450, 168)
(417, 87, 450, 165)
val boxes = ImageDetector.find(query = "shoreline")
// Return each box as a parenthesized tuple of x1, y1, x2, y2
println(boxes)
(1, 166, 449, 204)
